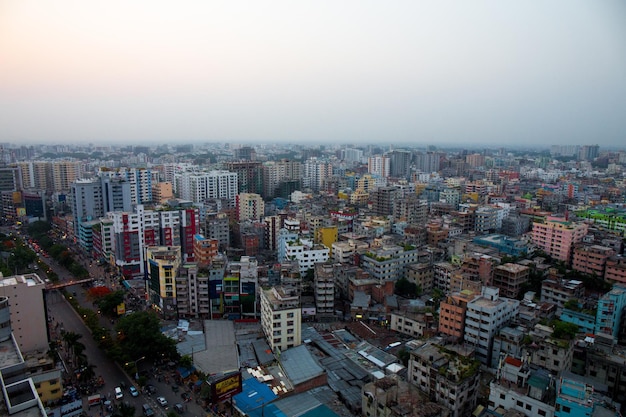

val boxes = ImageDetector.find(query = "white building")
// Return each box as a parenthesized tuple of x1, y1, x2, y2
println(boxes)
(260, 286, 302, 352)
(175, 170, 238, 204)
(464, 287, 520, 365)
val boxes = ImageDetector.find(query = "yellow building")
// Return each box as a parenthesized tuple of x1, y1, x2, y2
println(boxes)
(317, 226, 338, 256)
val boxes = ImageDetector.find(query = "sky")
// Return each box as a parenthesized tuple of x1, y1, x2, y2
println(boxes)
(1, 0, 625, 148)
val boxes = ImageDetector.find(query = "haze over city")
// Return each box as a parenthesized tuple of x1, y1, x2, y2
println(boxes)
(1, 0, 625, 147)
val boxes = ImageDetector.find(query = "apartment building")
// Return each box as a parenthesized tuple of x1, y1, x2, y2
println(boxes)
(571, 244, 616, 277)
(464, 287, 520, 365)
(528, 324, 574, 376)
(362, 375, 446, 417)
(531, 216, 588, 262)
(407, 341, 480, 417)
(488, 359, 555, 417)
(540, 278, 585, 311)
(492, 263, 530, 299)
(439, 291, 475, 342)
(236, 193, 265, 221)
(204, 212, 231, 250)
(595, 285, 626, 342)
(0, 274, 48, 353)
(146, 246, 182, 317)
(390, 312, 435, 339)
(193, 234, 218, 266)
(260, 286, 302, 352)
(332, 239, 369, 265)
(605, 256, 626, 285)
(405, 263, 434, 293)
(176, 263, 211, 319)
(314, 263, 335, 317)
(433, 262, 460, 292)
(360, 245, 418, 283)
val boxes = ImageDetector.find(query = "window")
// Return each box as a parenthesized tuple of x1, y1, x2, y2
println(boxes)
(499, 394, 505, 400)
(538, 410, 546, 416)
(516, 401, 523, 407)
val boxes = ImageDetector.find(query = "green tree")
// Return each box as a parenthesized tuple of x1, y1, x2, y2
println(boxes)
(113, 402, 136, 417)
(116, 311, 179, 363)
(552, 320, 579, 340)
(395, 277, 418, 299)
(98, 290, 126, 317)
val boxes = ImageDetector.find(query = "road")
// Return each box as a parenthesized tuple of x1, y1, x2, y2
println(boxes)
(44, 264, 209, 417)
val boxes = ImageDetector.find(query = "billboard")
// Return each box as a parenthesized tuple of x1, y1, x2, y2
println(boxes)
(209, 372, 242, 403)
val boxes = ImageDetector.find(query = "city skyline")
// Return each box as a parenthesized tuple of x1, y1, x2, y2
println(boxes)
(1, 1, 625, 147)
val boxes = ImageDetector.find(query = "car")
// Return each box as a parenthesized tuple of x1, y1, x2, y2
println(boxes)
(174, 403, 184, 414)
(129, 386, 139, 397)
(115, 387, 123, 400)
(142, 404, 155, 417)
(145, 384, 157, 394)
(156, 396, 168, 408)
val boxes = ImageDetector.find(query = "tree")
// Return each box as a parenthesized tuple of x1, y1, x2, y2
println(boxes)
(116, 311, 179, 363)
(113, 402, 136, 417)
(552, 320, 579, 340)
(395, 277, 418, 299)
(98, 290, 126, 317)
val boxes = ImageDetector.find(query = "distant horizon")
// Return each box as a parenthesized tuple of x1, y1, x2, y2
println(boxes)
(3, 139, 623, 153)
(2, 0, 625, 148)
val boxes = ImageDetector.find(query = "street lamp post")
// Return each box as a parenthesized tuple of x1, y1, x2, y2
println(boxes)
(125, 356, 146, 381)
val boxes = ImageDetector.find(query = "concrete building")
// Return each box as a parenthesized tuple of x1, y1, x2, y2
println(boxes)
(490, 326, 526, 369)
(331, 239, 369, 265)
(464, 287, 520, 365)
(0, 296, 71, 417)
(605, 255, 626, 285)
(439, 291, 475, 342)
(51, 160, 81, 192)
(203, 212, 231, 250)
(236, 193, 265, 221)
(176, 263, 211, 319)
(314, 263, 335, 318)
(572, 245, 616, 278)
(370, 186, 400, 216)
(360, 245, 418, 283)
(554, 373, 621, 417)
(531, 217, 588, 263)
(595, 284, 626, 342)
(488, 359, 555, 417)
(0, 274, 48, 353)
(433, 262, 460, 292)
(540, 278, 585, 312)
(176, 170, 238, 205)
(362, 375, 446, 417)
(528, 324, 574, 376)
(260, 286, 301, 353)
(146, 245, 182, 317)
(390, 311, 435, 339)
(408, 341, 480, 417)
(193, 234, 218, 266)
(367, 155, 390, 178)
(405, 263, 434, 294)
(492, 263, 530, 299)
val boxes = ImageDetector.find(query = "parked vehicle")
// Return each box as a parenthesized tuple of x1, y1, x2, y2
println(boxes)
(88, 394, 103, 407)
(156, 396, 168, 408)
(129, 386, 139, 397)
(115, 386, 123, 399)
(142, 404, 155, 417)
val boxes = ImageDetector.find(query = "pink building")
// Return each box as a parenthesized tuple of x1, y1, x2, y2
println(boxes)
(531, 216, 588, 263)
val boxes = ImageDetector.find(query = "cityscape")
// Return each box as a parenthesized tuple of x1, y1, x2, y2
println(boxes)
(0, 140, 625, 417)
(2, 1, 626, 417)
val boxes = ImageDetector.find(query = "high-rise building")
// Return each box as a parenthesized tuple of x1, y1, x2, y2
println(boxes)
(260, 286, 302, 352)
(175, 171, 238, 204)
(51, 160, 81, 191)
(367, 155, 390, 178)
(0, 273, 48, 353)
(146, 245, 182, 317)
(302, 158, 332, 192)
(531, 216, 588, 263)
(261, 159, 301, 199)
(387, 149, 412, 178)
(224, 161, 263, 194)
(236, 193, 265, 221)
(463, 287, 519, 365)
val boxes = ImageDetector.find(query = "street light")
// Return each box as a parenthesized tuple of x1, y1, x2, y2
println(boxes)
(125, 356, 146, 380)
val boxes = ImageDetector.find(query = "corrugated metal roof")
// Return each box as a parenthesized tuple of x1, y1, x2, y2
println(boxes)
(281, 345, 325, 386)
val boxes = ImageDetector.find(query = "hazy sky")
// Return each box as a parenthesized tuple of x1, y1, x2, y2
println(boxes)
(1, 1, 625, 147)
